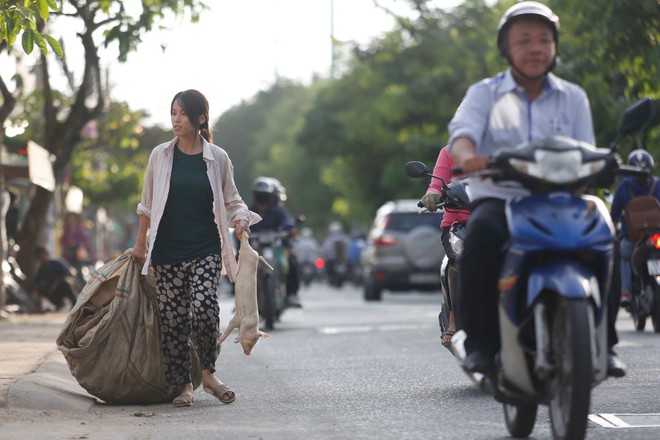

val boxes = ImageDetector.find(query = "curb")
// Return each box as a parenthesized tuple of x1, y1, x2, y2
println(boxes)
(4, 350, 97, 412)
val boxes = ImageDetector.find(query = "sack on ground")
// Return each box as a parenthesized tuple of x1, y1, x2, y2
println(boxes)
(624, 196, 660, 242)
(56, 249, 203, 404)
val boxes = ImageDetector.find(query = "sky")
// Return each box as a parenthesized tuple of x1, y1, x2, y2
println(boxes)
(102, 0, 458, 127)
(0, 1, 463, 130)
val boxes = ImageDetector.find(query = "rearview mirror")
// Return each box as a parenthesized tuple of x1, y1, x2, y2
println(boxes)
(619, 97, 653, 135)
(405, 161, 429, 178)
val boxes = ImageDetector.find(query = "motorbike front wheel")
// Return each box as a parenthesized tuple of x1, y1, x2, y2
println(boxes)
(504, 402, 538, 438)
(257, 271, 277, 331)
(548, 299, 593, 440)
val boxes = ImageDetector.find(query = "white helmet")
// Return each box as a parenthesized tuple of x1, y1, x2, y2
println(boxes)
(497, 1, 559, 58)
(329, 221, 343, 234)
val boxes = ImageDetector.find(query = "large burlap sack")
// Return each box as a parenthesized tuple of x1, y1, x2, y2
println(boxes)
(56, 250, 204, 404)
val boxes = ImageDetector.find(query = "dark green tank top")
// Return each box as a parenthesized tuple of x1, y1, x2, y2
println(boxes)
(151, 146, 220, 265)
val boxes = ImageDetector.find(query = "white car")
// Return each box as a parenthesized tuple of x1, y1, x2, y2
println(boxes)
(361, 199, 444, 301)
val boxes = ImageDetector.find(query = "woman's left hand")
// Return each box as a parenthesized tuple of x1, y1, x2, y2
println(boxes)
(234, 220, 250, 240)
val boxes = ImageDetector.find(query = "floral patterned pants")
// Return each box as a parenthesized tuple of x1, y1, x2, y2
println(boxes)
(153, 254, 221, 388)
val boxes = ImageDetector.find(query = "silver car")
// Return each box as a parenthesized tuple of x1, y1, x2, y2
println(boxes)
(361, 199, 445, 301)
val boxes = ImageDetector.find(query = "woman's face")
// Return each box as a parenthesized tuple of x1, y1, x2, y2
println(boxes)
(506, 18, 556, 79)
(171, 100, 196, 138)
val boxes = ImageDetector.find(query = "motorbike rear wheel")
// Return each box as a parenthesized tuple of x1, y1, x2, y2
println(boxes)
(631, 294, 647, 332)
(652, 286, 660, 333)
(503, 402, 538, 438)
(548, 299, 593, 440)
(363, 278, 382, 302)
(630, 290, 649, 332)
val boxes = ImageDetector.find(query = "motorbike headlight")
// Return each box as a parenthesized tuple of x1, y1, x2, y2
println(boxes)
(509, 150, 605, 184)
(449, 233, 464, 256)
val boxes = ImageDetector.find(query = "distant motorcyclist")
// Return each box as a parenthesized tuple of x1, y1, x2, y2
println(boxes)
(610, 149, 660, 309)
(249, 177, 302, 308)
(347, 228, 366, 285)
(322, 221, 350, 287)
(421, 145, 470, 348)
(294, 227, 323, 285)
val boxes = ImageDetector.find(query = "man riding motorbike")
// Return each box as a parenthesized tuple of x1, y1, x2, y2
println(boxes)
(610, 149, 660, 309)
(446, 1, 625, 377)
(249, 177, 302, 308)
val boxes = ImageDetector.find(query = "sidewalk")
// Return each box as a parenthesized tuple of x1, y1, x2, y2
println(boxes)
(0, 311, 96, 412)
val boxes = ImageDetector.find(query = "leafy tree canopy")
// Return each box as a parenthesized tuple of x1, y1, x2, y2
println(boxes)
(0, 0, 62, 56)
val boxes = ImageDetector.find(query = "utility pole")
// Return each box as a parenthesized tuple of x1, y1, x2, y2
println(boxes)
(330, 0, 336, 79)
(0, 128, 7, 316)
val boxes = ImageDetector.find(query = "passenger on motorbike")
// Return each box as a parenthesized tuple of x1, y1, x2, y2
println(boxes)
(446, 1, 625, 376)
(610, 149, 660, 309)
(249, 177, 302, 308)
(421, 145, 470, 347)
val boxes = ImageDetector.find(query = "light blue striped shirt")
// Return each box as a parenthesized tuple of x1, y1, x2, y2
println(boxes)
(448, 68, 595, 200)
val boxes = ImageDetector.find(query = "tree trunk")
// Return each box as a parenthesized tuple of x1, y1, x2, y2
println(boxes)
(16, 186, 53, 280)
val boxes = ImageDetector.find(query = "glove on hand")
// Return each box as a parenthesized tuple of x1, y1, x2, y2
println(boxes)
(421, 192, 442, 212)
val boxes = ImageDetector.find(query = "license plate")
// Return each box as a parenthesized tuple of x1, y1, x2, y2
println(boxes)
(647, 259, 660, 276)
(410, 273, 441, 284)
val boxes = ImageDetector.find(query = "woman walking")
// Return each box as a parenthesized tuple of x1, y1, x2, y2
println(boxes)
(132, 89, 260, 407)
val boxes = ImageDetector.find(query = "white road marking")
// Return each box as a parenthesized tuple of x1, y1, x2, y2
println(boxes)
(589, 413, 660, 428)
(318, 324, 431, 334)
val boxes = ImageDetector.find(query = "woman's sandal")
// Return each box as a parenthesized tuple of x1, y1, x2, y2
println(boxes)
(172, 390, 194, 407)
(203, 383, 236, 404)
(442, 329, 455, 348)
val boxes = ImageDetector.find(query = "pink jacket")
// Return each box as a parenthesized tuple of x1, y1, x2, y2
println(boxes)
(137, 138, 261, 282)
(426, 146, 470, 229)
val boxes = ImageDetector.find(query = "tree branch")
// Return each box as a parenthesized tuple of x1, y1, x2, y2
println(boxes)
(0, 75, 17, 122)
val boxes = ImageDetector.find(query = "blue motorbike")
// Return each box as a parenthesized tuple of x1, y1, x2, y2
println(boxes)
(406, 97, 653, 440)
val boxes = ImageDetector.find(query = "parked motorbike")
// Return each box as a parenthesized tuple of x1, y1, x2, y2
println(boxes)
(629, 221, 660, 332)
(3, 258, 38, 314)
(405, 167, 471, 357)
(406, 97, 653, 440)
(248, 230, 291, 330)
(3, 251, 40, 314)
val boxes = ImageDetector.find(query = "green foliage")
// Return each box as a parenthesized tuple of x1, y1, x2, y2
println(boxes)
(219, 0, 657, 232)
(1, 0, 210, 275)
(215, 79, 335, 232)
(10, 0, 657, 246)
(298, 0, 500, 226)
(0, 0, 63, 56)
(101, 0, 207, 62)
(548, 0, 660, 156)
(70, 102, 168, 216)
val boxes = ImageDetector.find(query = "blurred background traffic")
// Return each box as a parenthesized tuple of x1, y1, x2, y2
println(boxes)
(0, 0, 658, 315)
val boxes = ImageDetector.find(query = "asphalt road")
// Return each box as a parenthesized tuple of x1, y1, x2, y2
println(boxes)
(1, 282, 660, 440)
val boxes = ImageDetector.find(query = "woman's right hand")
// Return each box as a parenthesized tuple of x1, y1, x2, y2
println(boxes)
(132, 242, 148, 265)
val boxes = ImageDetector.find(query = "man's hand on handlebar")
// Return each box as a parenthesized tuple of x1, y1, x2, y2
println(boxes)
(459, 155, 489, 174)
